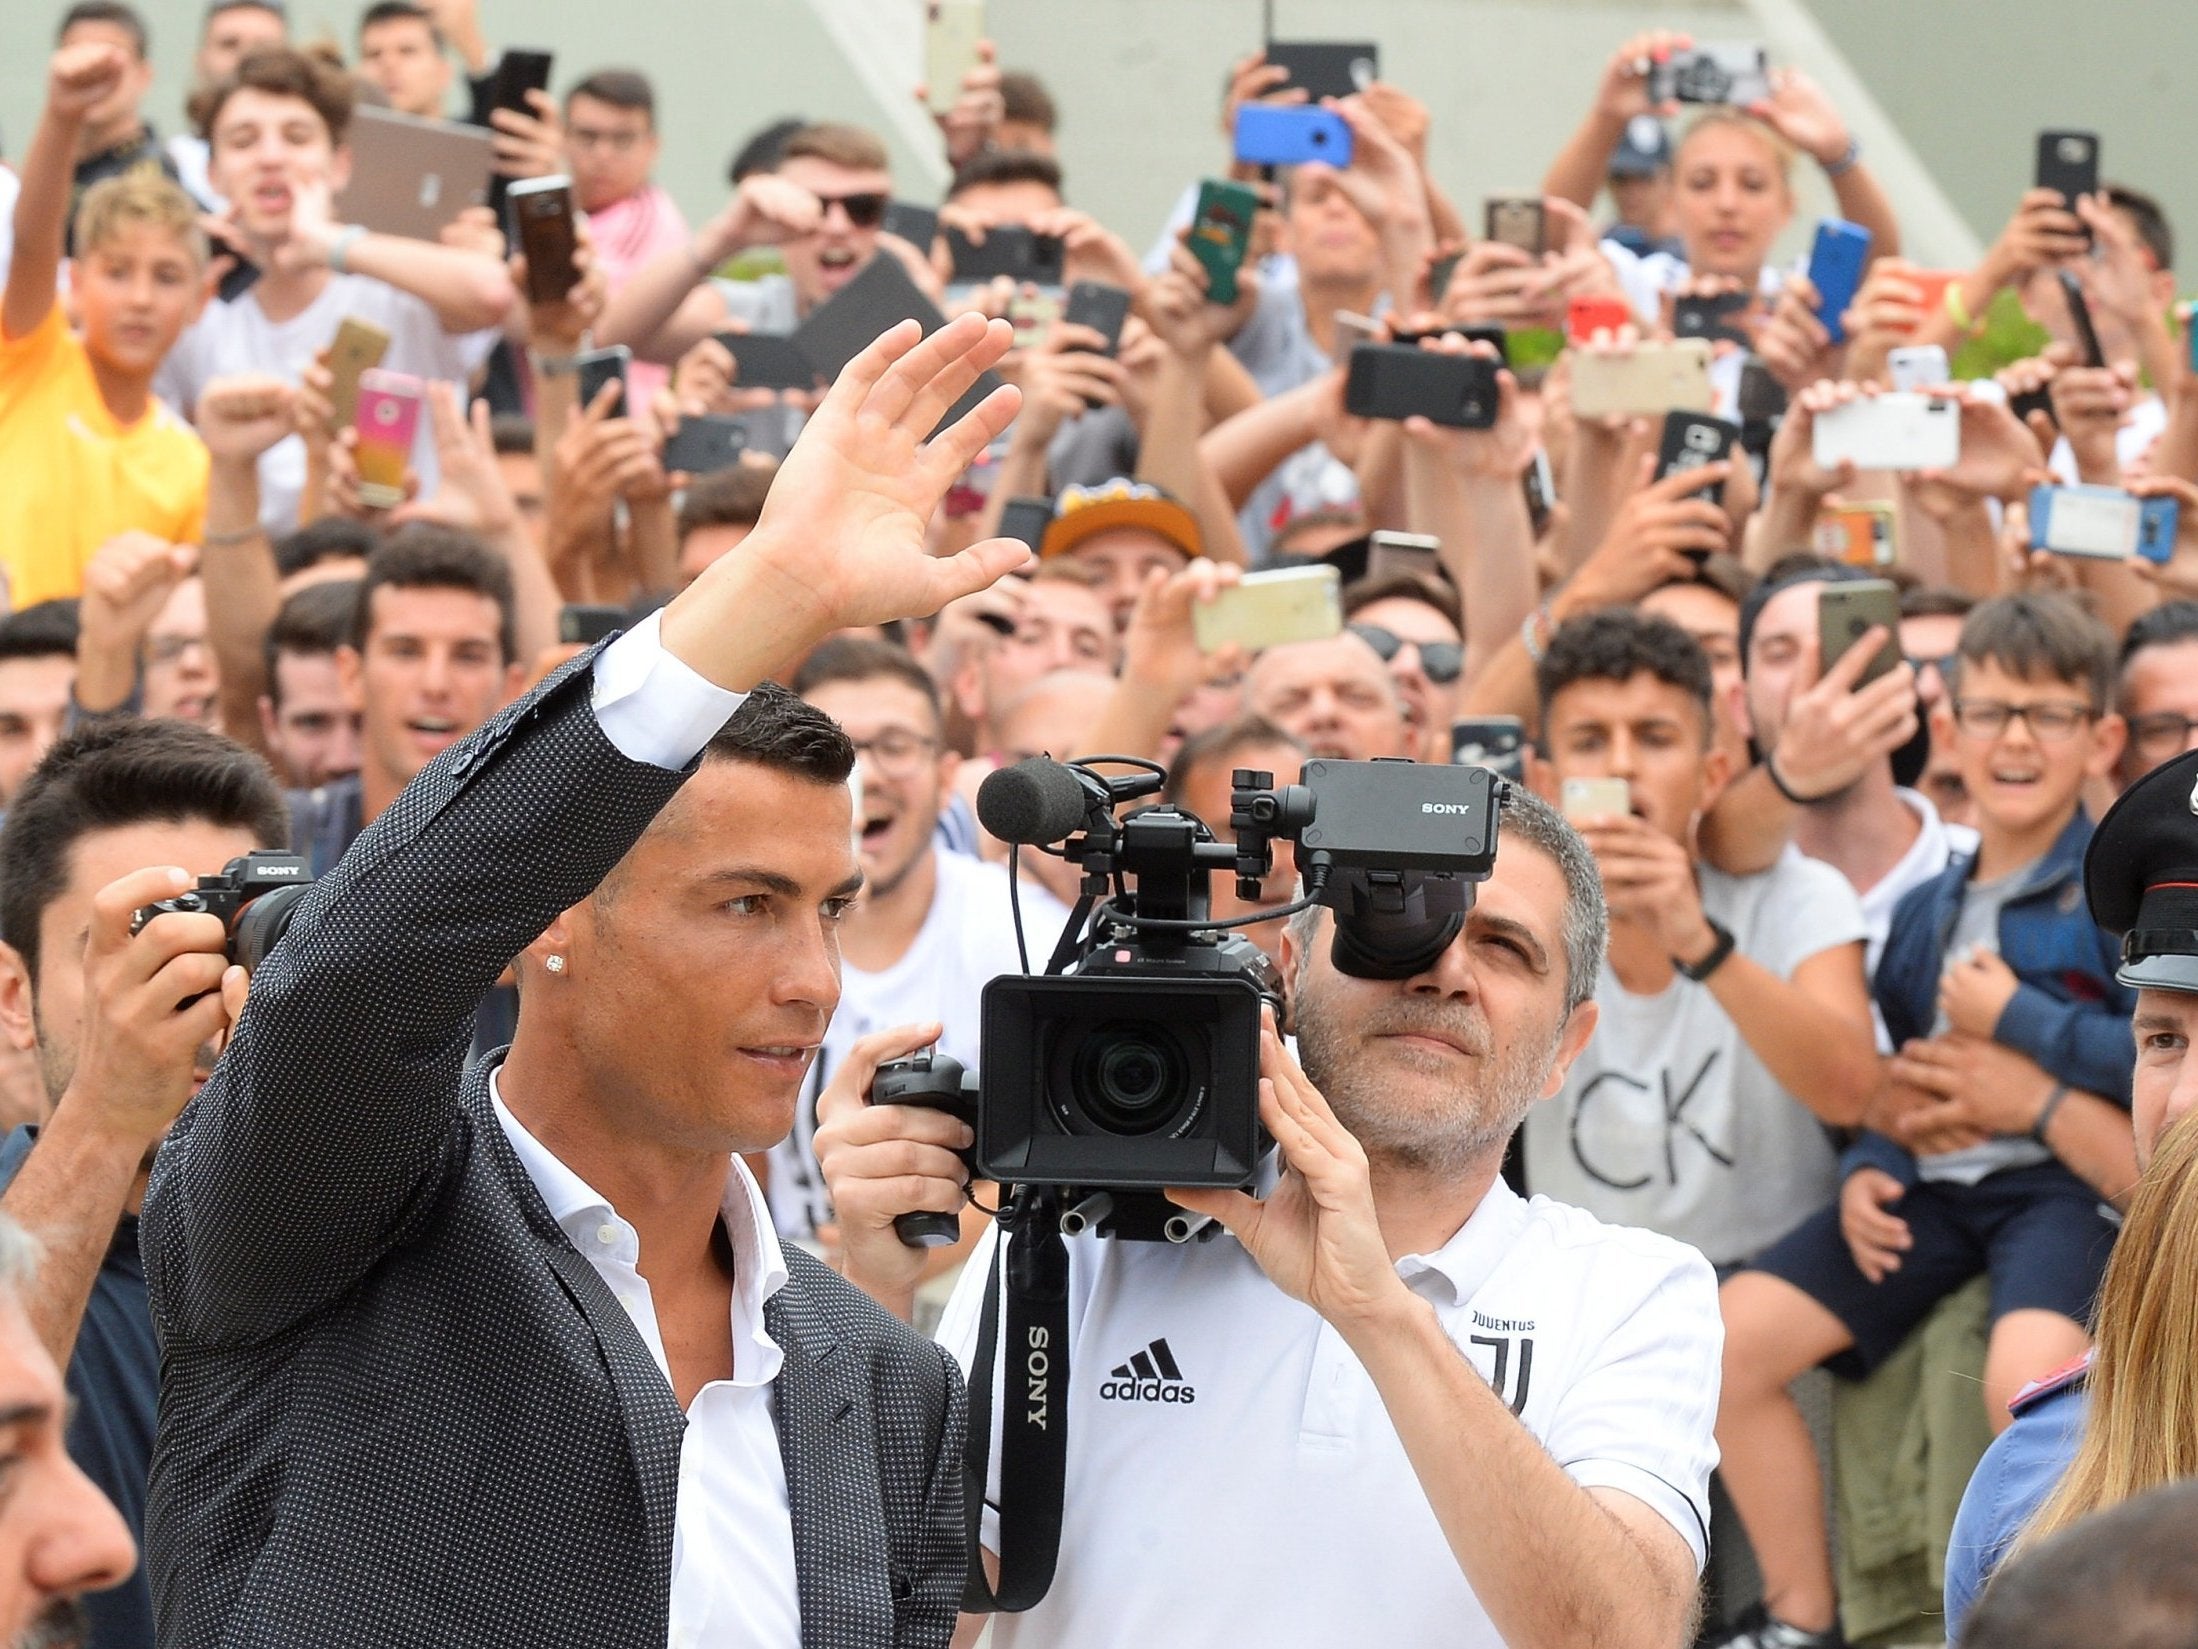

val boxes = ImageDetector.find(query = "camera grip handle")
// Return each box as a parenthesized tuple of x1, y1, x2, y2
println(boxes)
(893, 1210, 965, 1248)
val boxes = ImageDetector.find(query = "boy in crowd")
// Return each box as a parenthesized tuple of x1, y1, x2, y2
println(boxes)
(2, 43, 208, 610)
(1523, 611, 1879, 1269)
(259, 579, 361, 790)
(1715, 593, 2133, 1649)
(169, 0, 288, 209)
(356, 0, 453, 120)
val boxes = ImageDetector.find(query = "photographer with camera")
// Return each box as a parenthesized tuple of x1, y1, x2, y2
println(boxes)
(0, 718, 290, 1649)
(817, 783, 1720, 1649)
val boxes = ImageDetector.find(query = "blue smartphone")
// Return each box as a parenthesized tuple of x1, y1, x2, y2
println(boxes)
(2028, 484, 2179, 564)
(1233, 104, 1353, 168)
(1806, 218, 1873, 345)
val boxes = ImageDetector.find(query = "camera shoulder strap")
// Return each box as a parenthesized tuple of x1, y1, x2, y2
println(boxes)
(960, 1198, 1069, 1613)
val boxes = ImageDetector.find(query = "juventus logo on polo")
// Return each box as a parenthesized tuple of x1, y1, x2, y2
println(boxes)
(1099, 1338, 1197, 1404)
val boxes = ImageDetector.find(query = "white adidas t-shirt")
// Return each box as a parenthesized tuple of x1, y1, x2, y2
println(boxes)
(765, 849, 1069, 1237)
(155, 272, 499, 532)
(1522, 849, 1868, 1267)
(936, 1177, 1721, 1649)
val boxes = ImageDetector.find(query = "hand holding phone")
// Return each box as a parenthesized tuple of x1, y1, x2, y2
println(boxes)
(1192, 566, 1342, 653)
(1816, 579, 1902, 687)
(1187, 179, 1262, 307)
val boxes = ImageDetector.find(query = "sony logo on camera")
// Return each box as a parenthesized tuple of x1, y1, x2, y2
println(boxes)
(1420, 802, 1476, 815)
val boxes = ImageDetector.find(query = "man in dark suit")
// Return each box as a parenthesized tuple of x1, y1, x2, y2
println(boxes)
(141, 314, 1033, 1649)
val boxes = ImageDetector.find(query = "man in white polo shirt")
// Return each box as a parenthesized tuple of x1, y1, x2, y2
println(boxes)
(817, 786, 1721, 1649)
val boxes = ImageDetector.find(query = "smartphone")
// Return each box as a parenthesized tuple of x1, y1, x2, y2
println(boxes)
(1814, 501, 1897, 568)
(2029, 484, 2179, 563)
(1427, 251, 1462, 304)
(1366, 530, 1443, 584)
(1817, 578, 1902, 686)
(1887, 344, 1949, 393)
(1345, 344, 1500, 428)
(1561, 776, 1631, 823)
(353, 368, 424, 509)
(1812, 392, 1960, 471)
(1568, 339, 1714, 418)
(1263, 39, 1379, 102)
(557, 603, 624, 646)
(1673, 289, 1751, 346)
(1737, 356, 1788, 426)
(1192, 566, 1343, 654)
(572, 344, 632, 415)
(1655, 412, 1740, 506)
(485, 48, 553, 120)
(1062, 281, 1132, 355)
(661, 414, 751, 476)
(1567, 294, 1633, 344)
(1907, 269, 1958, 327)
(1648, 43, 1771, 106)
(2057, 269, 2106, 368)
(1188, 179, 1261, 307)
(716, 332, 818, 393)
(216, 253, 262, 304)
(1451, 716, 1525, 780)
(1483, 197, 1546, 257)
(997, 495, 1055, 553)
(881, 199, 940, 252)
(509, 174, 580, 305)
(326, 316, 391, 432)
(925, 0, 986, 115)
(1233, 105, 1353, 169)
(2035, 130, 2100, 213)
(944, 223, 1066, 288)
(1806, 218, 1873, 345)
(1522, 449, 1556, 536)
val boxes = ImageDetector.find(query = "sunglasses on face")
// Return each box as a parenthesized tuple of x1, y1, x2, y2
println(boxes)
(1350, 623, 1463, 685)
(812, 191, 888, 229)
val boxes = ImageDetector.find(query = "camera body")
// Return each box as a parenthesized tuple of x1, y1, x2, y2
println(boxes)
(130, 851, 315, 972)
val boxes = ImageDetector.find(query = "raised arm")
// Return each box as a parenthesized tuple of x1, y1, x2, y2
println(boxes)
(194, 376, 296, 754)
(4, 44, 130, 342)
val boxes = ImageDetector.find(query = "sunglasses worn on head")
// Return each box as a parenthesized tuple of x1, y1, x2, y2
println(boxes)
(814, 191, 888, 229)
(1351, 623, 1463, 685)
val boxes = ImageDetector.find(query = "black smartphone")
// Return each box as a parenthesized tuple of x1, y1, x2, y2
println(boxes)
(508, 175, 580, 305)
(1522, 449, 1555, 536)
(1737, 356, 1788, 425)
(945, 224, 1066, 287)
(217, 253, 263, 304)
(2011, 383, 2058, 432)
(2034, 130, 2100, 212)
(1427, 251, 1462, 304)
(882, 199, 940, 251)
(1483, 197, 1546, 257)
(997, 495, 1055, 553)
(1263, 40, 1379, 101)
(2057, 269, 2106, 368)
(1674, 289, 1751, 346)
(1344, 344, 1500, 429)
(558, 603, 624, 646)
(716, 332, 818, 392)
(486, 48, 554, 119)
(661, 414, 751, 476)
(791, 253, 1003, 435)
(1450, 716, 1526, 780)
(1062, 281, 1132, 355)
(1655, 412, 1740, 507)
(572, 345, 631, 415)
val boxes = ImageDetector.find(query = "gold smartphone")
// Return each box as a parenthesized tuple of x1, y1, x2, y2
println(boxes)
(327, 316, 392, 432)
(1561, 776, 1631, 822)
(1568, 339, 1715, 419)
(1192, 566, 1343, 654)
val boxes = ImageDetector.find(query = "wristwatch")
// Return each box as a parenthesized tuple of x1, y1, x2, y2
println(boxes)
(1673, 919, 1736, 983)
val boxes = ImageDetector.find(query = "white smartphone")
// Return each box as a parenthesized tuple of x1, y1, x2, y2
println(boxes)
(1887, 345, 1949, 393)
(1561, 776, 1631, 822)
(1192, 566, 1343, 654)
(925, 0, 986, 114)
(1811, 392, 1961, 472)
(1569, 340, 1715, 418)
(1335, 310, 1384, 350)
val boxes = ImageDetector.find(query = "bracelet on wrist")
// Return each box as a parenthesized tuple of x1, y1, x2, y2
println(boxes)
(1821, 136, 1861, 179)
(325, 224, 367, 275)
(1673, 918, 1736, 983)
(1520, 604, 1555, 664)
(200, 523, 262, 548)
(2030, 1083, 2070, 1145)
(1763, 751, 1834, 806)
(1945, 279, 1981, 334)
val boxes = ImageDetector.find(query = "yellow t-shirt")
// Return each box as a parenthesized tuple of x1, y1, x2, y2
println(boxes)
(0, 305, 208, 609)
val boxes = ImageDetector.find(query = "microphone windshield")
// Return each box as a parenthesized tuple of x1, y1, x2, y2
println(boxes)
(977, 757, 1091, 847)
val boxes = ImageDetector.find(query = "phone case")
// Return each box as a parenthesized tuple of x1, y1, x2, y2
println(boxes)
(1817, 582, 1902, 685)
(488, 48, 553, 115)
(326, 317, 391, 431)
(1233, 105, 1353, 169)
(945, 224, 1066, 287)
(1262, 40, 1379, 102)
(661, 414, 750, 476)
(1649, 43, 1770, 106)
(1806, 218, 1873, 345)
(1567, 295, 1633, 344)
(1655, 413, 1739, 504)
(511, 177, 580, 305)
(1062, 282, 1131, 354)
(2035, 130, 2100, 208)
(1811, 393, 1960, 471)
(1737, 358, 1789, 425)
(1483, 198, 1545, 257)
(1560, 777, 1631, 822)
(353, 368, 424, 506)
(573, 346, 632, 414)
(1188, 180, 1261, 307)
(1365, 533, 1443, 584)
(997, 496, 1055, 553)
(2029, 485, 2180, 563)
(714, 333, 816, 392)
(1814, 502, 1897, 567)
(925, 0, 986, 115)
(1568, 340, 1714, 418)
(1887, 345, 1949, 393)
(1192, 567, 1343, 654)
(1344, 345, 1500, 429)
(558, 604, 624, 646)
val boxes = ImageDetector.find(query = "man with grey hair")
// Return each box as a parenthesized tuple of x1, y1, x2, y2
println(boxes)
(0, 1211, 138, 1649)
(814, 785, 1725, 1649)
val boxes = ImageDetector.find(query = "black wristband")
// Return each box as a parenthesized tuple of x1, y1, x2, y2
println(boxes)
(2030, 1084, 2070, 1145)
(1674, 918, 1736, 983)
(1763, 753, 1831, 806)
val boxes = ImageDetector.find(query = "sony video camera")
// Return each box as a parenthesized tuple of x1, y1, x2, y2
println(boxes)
(875, 755, 1505, 1244)
(130, 850, 314, 972)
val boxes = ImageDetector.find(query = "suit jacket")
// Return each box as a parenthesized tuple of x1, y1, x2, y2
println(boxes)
(142, 655, 968, 1648)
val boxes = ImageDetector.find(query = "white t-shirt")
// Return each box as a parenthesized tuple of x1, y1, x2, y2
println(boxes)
(1522, 850, 1869, 1267)
(936, 1177, 1721, 1649)
(155, 272, 500, 532)
(764, 849, 1070, 1237)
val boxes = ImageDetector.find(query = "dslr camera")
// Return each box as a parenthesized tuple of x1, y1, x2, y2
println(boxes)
(131, 851, 314, 972)
(876, 756, 1505, 1244)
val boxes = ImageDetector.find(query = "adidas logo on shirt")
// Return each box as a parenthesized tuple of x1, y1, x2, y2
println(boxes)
(1099, 1338, 1196, 1404)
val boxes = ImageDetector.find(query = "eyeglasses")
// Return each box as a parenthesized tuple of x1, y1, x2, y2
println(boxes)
(1905, 651, 1957, 679)
(1950, 698, 2097, 742)
(566, 125, 648, 153)
(143, 634, 210, 666)
(2129, 710, 2198, 756)
(813, 190, 888, 229)
(850, 728, 940, 775)
(1350, 624, 1463, 685)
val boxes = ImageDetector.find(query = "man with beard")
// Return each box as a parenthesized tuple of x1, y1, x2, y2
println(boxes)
(815, 787, 1722, 1649)
(0, 720, 289, 1648)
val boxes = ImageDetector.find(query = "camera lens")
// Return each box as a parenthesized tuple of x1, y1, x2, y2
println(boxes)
(230, 883, 311, 974)
(1067, 1021, 1190, 1135)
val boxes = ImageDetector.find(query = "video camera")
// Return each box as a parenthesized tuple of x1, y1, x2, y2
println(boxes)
(130, 851, 314, 972)
(877, 755, 1505, 1243)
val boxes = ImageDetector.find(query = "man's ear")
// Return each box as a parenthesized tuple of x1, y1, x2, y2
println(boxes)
(2087, 710, 2128, 782)
(1696, 739, 1735, 815)
(0, 943, 37, 1056)
(950, 651, 986, 731)
(335, 644, 364, 710)
(1539, 999, 1601, 1101)
(258, 694, 281, 750)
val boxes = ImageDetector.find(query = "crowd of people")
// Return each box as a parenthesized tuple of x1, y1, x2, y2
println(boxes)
(0, 1, 2195, 1645)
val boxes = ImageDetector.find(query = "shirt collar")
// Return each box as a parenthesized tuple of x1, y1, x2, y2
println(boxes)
(1394, 1175, 1531, 1309)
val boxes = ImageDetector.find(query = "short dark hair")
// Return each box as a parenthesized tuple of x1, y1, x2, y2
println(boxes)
(1682, 552, 1756, 608)
(272, 515, 376, 581)
(792, 637, 942, 732)
(357, 0, 439, 45)
(727, 116, 806, 185)
(947, 148, 1064, 203)
(1341, 571, 1462, 632)
(202, 43, 354, 144)
(677, 461, 775, 538)
(263, 579, 360, 707)
(1901, 584, 1976, 621)
(0, 721, 288, 985)
(2118, 598, 2198, 671)
(2106, 182, 2174, 272)
(1162, 715, 1307, 809)
(998, 70, 1057, 134)
(781, 122, 889, 175)
(488, 413, 536, 459)
(1537, 610, 1714, 735)
(702, 680, 854, 785)
(59, 0, 148, 56)
(1964, 1480, 2198, 1649)
(0, 601, 82, 665)
(355, 526, 517, 666)
(566, 68, 655, 125)
(1950, 592, 2115, 711)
